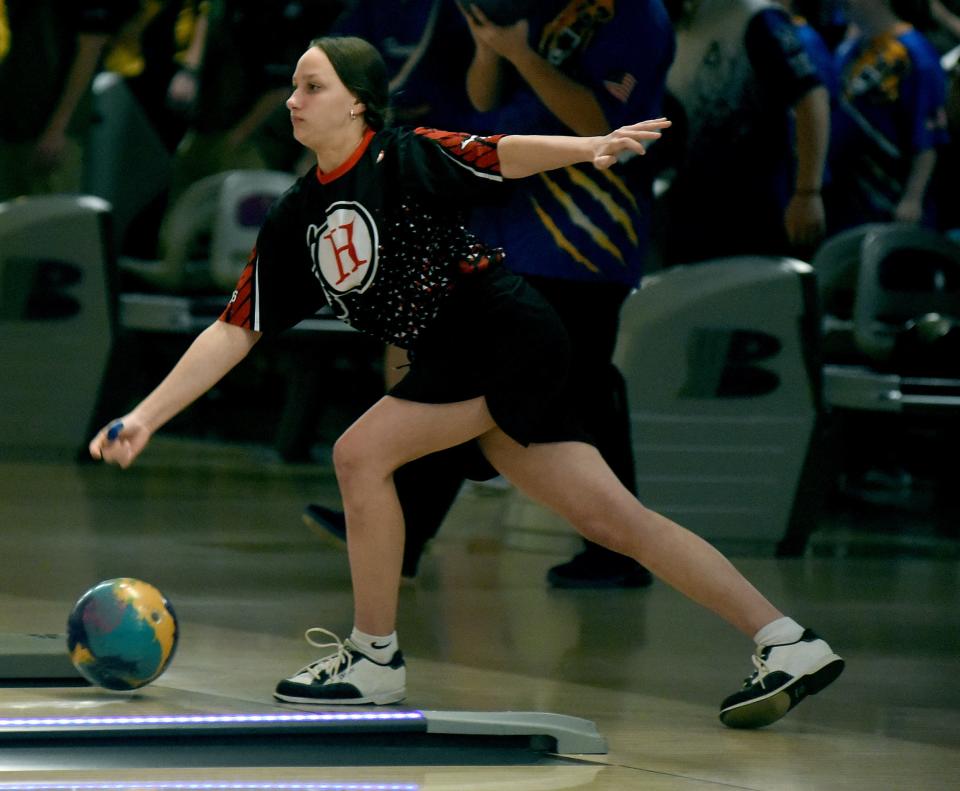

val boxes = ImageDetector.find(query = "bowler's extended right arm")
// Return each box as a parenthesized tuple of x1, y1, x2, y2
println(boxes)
(89, 321, 261, 468)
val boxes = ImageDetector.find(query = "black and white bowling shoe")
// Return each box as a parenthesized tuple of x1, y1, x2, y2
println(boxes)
(274, 628, 406, 705)
(720, 629, 844, 728)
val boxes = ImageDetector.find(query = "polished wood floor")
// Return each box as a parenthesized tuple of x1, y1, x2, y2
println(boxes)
(0, 435, 958, 789)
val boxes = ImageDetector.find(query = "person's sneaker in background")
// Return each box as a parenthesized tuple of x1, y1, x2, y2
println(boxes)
(302, 503, 347, 545)
(547, 545, 653, 589)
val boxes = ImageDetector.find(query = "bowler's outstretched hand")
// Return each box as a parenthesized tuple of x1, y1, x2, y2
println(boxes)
(592, 118, 671, 170)
(89, 418, 151, 469)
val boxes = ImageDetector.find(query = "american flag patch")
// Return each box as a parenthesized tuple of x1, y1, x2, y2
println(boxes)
(603, 72, 637, 103)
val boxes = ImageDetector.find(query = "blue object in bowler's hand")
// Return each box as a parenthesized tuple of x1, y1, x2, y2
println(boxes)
(106, 421, 124, 441)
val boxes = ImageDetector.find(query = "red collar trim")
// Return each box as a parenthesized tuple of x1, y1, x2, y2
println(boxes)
(316, 129, 376, 185)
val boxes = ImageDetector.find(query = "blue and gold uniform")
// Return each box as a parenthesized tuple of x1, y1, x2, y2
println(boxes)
(830, 22, 949, 229)
(471, 0, 675, 287)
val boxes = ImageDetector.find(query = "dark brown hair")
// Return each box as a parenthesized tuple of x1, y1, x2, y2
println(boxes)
(309, 36, 391, 130)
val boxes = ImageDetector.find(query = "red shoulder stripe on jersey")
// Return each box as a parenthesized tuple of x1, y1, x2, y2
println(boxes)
(220, 255, 255, 328)
(415, 127, 504, 176)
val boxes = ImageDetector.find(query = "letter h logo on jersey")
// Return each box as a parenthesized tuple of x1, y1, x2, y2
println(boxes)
(307, 201, 380, 296)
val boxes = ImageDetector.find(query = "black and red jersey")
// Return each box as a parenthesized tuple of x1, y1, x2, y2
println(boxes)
(220, 126, 507, 349)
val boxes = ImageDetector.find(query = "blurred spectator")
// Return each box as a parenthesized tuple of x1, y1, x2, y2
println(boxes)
(98, 1, 211, 258)
(933, 3, 960, 234)
(798, 0, 857, 50)
(329, 0, 479, 130)
(103, 0, 211, 151)
(464, 0, 675, 588)
(167, 0, 345, 201)
(827, 0, 949, 230)
(660, 0, 831, 264)
(785, 1, 842, 95)
(0, 1, 132, 201)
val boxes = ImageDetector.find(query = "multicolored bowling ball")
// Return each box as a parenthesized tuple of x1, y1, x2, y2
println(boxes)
(66, 578, 179, 691)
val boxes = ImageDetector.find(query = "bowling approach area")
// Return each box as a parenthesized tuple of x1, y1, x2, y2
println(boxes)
(0, 438, 958, 790)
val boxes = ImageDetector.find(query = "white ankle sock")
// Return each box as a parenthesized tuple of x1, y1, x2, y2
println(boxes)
(753, 617, 805, 648)
(350, 627, 398, 663)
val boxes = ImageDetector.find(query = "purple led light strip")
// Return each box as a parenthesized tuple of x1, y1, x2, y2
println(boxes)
(0, 784, 419, 791)
(0, 711, 425, 729)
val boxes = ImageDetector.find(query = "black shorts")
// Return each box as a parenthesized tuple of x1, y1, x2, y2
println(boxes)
(389, 266, 593, 449)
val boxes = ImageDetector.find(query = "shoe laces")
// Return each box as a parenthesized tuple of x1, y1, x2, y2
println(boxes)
(744, 646, 773, 689)
(298, 627, 356, 681)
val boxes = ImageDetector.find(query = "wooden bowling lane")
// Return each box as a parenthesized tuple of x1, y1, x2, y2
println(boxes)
(0, 684, 607, 772)
(2, 622, 959, 789)
(1, 440, 960, 788)
(0, 623, 604, 777)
